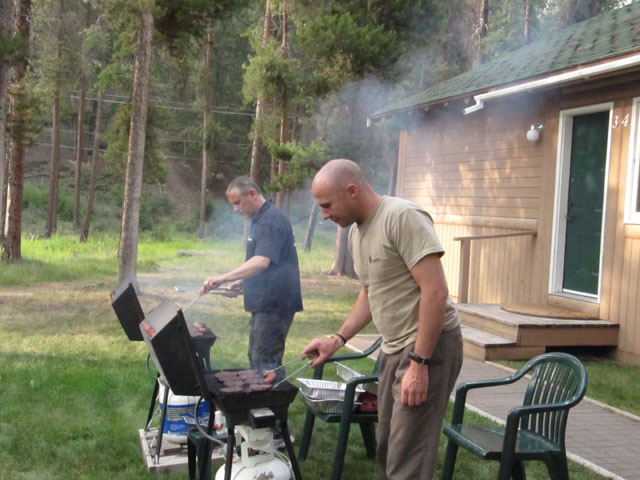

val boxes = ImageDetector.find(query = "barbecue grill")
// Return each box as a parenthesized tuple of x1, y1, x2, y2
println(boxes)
(110, 282, 216, 464)
(140, 299, 302, 480)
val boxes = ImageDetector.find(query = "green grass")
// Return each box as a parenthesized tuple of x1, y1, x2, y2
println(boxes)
(0, 231, 622, 479)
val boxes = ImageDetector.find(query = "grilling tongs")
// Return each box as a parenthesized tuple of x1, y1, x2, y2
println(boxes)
(268, 351, 318, 388)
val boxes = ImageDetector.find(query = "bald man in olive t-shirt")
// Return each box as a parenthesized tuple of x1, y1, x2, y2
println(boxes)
(303, 159, 463, 480)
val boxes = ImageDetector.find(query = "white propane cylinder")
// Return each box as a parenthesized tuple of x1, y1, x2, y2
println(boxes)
(214, 457, 292, 480)
(157, 382, 209, 444)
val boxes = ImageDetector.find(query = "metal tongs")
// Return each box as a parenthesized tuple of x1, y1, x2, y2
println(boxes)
(269, 352, 318, 388)
(174, 285, 233, 295)
(174, 285, 237, 312)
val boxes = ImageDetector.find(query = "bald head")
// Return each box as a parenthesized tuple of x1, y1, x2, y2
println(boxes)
(312, 159, 365, 191)
(311, 159, 381, 227)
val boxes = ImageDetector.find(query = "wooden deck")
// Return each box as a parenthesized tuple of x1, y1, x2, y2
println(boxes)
(457, 303, 620, 361)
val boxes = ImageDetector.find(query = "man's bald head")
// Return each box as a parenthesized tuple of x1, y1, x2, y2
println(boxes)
(311, 159, 380, 227)
(312, 159, 365, 192)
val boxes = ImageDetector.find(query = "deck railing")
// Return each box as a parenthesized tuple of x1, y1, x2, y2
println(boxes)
(453, 231, 537, 304)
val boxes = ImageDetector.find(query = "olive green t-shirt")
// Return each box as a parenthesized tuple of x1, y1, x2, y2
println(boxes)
(348, 196, 460, 354)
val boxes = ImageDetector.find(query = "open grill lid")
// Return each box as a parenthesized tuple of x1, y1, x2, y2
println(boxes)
(140, 300, 215, 396)
(111, 281, 145, 341)
(138, 301, 298, 416)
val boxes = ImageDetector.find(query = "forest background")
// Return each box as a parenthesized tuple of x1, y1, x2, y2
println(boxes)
(0, 0, 625, 282)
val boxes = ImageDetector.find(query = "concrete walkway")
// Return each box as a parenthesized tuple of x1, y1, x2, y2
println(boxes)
(348, 334, 640, 480)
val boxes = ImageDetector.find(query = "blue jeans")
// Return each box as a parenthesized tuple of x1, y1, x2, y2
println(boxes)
(248, 311, 294, 382)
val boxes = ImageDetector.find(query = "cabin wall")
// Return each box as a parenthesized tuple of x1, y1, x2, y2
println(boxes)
(395, 70, 640, 364)
(397, 95, 549, 305)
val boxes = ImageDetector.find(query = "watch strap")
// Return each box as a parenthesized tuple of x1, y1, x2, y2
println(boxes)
(408, 351, 431, 365)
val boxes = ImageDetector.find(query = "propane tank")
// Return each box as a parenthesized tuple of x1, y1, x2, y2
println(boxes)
(157, 381, 209, 444)
(215, 425, 292, 480)
(214, 457, 292, 480)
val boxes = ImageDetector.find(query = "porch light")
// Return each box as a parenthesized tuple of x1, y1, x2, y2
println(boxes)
(526, 124, 543, 142)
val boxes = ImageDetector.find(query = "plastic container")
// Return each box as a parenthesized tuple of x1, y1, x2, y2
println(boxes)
(157, 382, 209, 444)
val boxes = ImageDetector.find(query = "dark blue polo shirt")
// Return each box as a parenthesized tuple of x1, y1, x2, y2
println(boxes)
(243, 199, 303, 314)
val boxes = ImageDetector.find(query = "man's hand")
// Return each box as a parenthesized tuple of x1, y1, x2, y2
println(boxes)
(302, 337, 341, 367)
(201, 275, 225, 295)
(401, 362, 429, 406)
(221, 280, 243, 298)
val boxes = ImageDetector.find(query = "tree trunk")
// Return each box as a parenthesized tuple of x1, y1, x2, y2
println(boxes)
(199, 25, 213, 239)
(330, 225, 357, 278)
(117, 7, 153, 290)
(0, 0, 12, 240)
(248, 0, 272, 185)
(80, 90, 104, 242)
(303, 202, 318, 252)
(2, 0, 31, 262)
(387, 160, 397, 196)
(44, 0, 64, 238)
(275, 0, 288, 210)
(44, 96, 61, 237)
(73, 4, 91, 230)
(472, 0, 489, 68)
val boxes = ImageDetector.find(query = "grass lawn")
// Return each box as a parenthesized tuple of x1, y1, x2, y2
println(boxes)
(0, 231, 626, 479)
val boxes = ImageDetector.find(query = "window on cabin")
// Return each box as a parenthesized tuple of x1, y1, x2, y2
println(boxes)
(625, 98, 640, 224)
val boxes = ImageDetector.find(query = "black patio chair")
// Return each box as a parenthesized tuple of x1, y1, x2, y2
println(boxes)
(441, 352, 588, 480)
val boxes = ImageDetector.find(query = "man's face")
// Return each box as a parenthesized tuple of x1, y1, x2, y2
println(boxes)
(312, 180, 356, 228)
(226, 188, 260, 219)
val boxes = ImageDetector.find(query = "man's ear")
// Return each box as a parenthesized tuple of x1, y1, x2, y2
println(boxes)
(346, 184, 357, 197)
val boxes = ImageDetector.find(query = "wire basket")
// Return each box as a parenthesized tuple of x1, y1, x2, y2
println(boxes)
(335, 362, 379, 396)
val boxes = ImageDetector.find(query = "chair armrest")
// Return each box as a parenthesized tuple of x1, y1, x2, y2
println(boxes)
(339, 375, 378, 416)
(450, 371, 527, 424)
(312, 337, 382, 380)
(506, 396, 584, 419)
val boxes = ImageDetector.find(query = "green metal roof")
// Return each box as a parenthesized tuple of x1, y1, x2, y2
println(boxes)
(373, 1, 640, 118)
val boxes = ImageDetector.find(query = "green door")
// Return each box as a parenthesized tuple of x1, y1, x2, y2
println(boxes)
(562, 111, 609, 295)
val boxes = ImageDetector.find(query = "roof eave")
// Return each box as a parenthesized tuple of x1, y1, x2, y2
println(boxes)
(369, 51, 640, 126)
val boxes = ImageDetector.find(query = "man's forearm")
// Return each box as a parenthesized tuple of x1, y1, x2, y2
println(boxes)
(337, 287, 373, 341)
(412, 287, 445, 359)
(222, 255, 270, 283)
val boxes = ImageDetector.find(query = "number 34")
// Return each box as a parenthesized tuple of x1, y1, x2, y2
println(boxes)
(612, 114, 630, 129)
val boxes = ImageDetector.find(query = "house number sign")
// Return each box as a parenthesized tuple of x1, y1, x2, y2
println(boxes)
(612, 114, 630, 129)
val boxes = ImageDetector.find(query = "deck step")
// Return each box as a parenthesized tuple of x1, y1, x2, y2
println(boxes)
(457, 304, 619, 348)
(460, 324, 545, 361)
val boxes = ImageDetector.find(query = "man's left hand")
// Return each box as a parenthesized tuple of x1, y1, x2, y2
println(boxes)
(401, 362, 429, 406)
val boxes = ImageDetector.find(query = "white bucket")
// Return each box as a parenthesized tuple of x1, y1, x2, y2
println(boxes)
(157, 382, 209, 444)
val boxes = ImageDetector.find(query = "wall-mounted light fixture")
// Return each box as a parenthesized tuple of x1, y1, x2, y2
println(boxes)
(526, 124, 543, 142)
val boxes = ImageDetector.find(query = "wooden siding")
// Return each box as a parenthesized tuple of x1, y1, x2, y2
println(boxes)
(394, 71, 640, 363)
(434, 223, 536, 304)
(398, 95, 545, 305)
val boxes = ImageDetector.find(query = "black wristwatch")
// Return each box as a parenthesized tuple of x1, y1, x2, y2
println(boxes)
(408, 351, 431, 365)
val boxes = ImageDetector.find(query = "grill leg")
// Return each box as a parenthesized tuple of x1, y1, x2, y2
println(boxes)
(145, 378, 159, 431)
(280, 419, 303, 480)
(155, 383, 170, 464)
(224, 423, 235, 480)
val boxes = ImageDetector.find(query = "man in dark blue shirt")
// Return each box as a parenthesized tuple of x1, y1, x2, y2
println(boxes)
(201, 176, 303, 380)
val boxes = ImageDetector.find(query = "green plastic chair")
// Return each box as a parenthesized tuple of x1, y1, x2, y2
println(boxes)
(298, 336, 382, 480)
(441, 352, 588, 480)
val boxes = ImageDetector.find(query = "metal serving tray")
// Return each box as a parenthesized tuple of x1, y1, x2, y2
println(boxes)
(297, 378, 364, 401)
(300, 392, 360, 414)
(336, 362, 379, 396)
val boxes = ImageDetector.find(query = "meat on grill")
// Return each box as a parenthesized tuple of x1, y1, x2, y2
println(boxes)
(214, 369, 273, 393)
